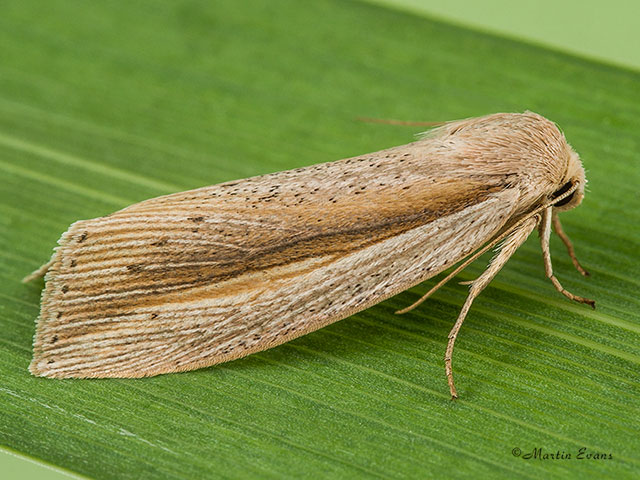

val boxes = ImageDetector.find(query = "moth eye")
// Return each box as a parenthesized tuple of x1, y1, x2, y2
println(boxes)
(552, 181, 575, 207)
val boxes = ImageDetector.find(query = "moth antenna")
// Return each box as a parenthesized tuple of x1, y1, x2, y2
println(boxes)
(446, 216, 539, 399)
(395, 261, 472, 315)
(22, 259, 53, 283)
(396, 211, 535, 315)
(356, 117, 445, 127)
(551, 212, 590, 276)
(539, 208, 595, 308)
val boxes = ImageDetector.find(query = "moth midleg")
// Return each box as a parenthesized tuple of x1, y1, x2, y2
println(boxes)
(540, 207, 595, 308)
(445, 215, 539, 399)
(551, 211, 590, 276)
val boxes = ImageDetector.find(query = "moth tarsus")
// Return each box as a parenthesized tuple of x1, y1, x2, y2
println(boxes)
(539, 205, 595, 309)
(26, 112, 593, 399)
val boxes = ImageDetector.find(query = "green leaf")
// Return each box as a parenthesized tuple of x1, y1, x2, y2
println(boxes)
(1, 1, 638, 478)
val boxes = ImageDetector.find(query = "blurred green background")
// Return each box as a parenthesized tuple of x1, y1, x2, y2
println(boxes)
(1, 0, 638, 479)
(375, 0, 640, 70)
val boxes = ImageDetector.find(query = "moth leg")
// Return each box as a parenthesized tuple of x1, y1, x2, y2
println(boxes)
(396, 222, 518, 315)
(446, 216, 539, 400)
(22, 259, 53, 283)
(540, 207, 595, 308)
(552, 212, 590, 276)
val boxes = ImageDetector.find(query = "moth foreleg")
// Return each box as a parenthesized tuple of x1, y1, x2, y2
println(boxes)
(540, 208, 595, 308)
(445, 215, 539, 400)
(551, 211, 590, 277)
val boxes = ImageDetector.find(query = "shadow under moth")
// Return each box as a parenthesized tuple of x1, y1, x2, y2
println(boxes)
(25, 112, 594, 399)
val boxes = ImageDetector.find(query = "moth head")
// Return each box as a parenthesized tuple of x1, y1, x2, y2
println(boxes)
(551, 147, 585, 212)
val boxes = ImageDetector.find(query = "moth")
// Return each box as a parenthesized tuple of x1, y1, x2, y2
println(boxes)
(25, 112, 594, 399)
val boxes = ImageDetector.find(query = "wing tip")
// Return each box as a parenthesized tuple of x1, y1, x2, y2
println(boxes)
(28, 354, 58, 378)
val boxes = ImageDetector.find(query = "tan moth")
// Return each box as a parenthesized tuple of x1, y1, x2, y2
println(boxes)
(25, 112, 594, 399)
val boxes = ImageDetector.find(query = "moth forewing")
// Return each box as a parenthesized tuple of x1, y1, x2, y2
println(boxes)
(27, 112, 592, 399)
(30, 190, 518, 378)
